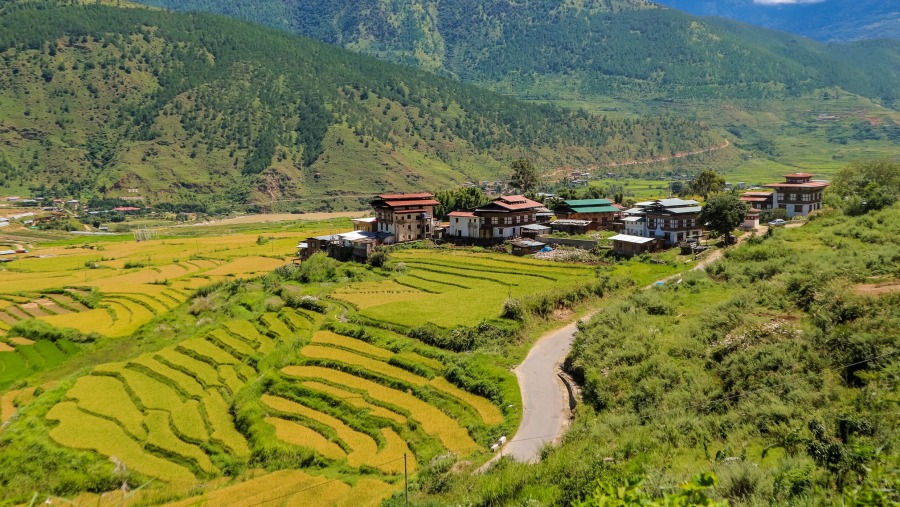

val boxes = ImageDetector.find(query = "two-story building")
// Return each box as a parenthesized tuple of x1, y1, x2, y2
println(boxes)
(762, 173, 829, 218)
(446, 195, 543, 240)
(739, 174, 830, 218)
(553, 199, 622, 230)
(370, 193, 441, 243)
(620, 198, 703, 246)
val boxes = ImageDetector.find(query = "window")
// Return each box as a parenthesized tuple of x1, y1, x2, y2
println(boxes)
(491, 217, 498, 225)
(504, 217, 512, 225)
(788, 194, 796, 201)
(777, 193, 785, 201)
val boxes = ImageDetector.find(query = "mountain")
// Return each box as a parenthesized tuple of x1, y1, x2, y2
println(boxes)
(0, 2, 722, 210)
(134, 0, 900, 106)
(654, 0, 900, 43)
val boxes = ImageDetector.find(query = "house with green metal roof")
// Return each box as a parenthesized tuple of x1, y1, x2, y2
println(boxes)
(553, 199, 622, 230)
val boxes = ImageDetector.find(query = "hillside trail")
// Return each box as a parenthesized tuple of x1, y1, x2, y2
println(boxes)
(548, 139, 730, 179)
(480, 226, 765, 470)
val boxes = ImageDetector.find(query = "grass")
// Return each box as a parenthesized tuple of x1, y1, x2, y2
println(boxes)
(144, 410, 218, 475)
(283, 366, 477, 453)
(311, 331, 394, 360)
(154, 349, 222, 388)
(64, 374, 147, 439)
(263, 416, 346, 460)
(46, 402, 195, 482)
(260, 312, 292, 340)
(429, 377, 503, 426)
(203, 391, 251, 457)
(171, 399, 209, 443)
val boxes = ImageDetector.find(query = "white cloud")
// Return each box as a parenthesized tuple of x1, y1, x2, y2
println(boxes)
(752, 0, 825, 5)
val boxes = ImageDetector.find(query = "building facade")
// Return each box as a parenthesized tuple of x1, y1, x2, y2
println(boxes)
(621, 198, 703, 246)
(472, 195, 544, 239)
(739, 174, 830, 218)
(553, 199, 622, 230)
(370, 193, 441, 242)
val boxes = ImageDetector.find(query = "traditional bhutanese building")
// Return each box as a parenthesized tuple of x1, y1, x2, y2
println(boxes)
(446, 195, 544, 240)
(370, 193, 441, 243)
(553, 198, 622, 230)
(621, 198, 704, 246)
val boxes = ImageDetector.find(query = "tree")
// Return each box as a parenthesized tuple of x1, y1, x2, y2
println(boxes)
(828, 159, 899, 215)
(510, 159, 539, 194)
(686, 170, 726, 199)
(434, 186, 490, 219)
(699, 193, 748, 241)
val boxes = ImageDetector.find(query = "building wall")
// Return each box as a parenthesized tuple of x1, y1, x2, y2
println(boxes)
(624, 222, 647, 237)
(477, 210, 537, 238)
(447, 216, 481, 238)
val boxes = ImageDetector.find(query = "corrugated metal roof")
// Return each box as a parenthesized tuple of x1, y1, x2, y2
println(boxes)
(610, 234, 655, 244)
(666, 206, 703, 214)
(564, 198, 614, 206)
(565, 205, 620, 213)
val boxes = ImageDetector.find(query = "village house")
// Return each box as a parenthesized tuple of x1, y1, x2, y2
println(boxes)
(446, 195, 543, 240)
(553, 198, 622, 230)
(740, 173, 829, 218)
(619, 198, 704, 246)
(370, 193, 441, 242)
(298, 192, 439, 262)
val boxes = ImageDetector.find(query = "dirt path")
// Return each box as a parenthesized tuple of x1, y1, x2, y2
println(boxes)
(548, 139, 731, 179)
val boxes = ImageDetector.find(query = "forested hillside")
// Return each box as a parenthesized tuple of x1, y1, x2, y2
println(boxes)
(136, 0, 900, 106)
(0, 1, 721, 209)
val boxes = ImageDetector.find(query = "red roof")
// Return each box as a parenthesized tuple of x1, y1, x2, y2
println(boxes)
(378, 193, 434, 200)
(377, 199, 440, 208)
(448, 211, 476, 217)
(491, 195, 543, 211)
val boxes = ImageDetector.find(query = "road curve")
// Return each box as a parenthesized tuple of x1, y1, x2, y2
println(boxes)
(504, 318, 585, 463)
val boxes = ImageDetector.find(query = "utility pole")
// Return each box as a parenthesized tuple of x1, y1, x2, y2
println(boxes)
(404, 453, 409, 507)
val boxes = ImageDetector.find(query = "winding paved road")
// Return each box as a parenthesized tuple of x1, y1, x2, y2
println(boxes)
(503, 318, 587, 463)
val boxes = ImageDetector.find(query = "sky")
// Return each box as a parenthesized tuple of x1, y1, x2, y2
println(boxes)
(752, 0, 825, 4)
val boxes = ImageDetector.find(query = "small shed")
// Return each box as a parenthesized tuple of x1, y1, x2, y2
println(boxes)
(550, 219, 592, 235)
(521, 223, 551, 239)
(510, 239, 546, 256)
(609, 234, 658, 256)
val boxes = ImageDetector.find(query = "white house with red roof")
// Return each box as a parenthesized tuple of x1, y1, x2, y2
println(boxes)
(447, 195, 543, 240)
(369, 193, 441, 242)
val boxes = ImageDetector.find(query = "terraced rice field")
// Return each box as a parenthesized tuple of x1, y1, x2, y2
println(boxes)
(0, 230, 311, 340)
(0, 338, 78, 391)
(43, 314, 291, 482)
(334, 251, 597, 328)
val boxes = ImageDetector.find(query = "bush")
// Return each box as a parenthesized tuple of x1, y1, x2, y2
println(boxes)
(9, 319, 94, 343)
(501, 298, 525, 321)
(283, 294, 325, 313)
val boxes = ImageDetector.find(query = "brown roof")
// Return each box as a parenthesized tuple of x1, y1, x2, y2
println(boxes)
(377, 199, 440, 208)
(448, 211, 476, 217)
(492, 195, 543, 211)
(784, 173, 813, 178)
(741, 191, 772, 197)
(764, 182, 830, 189)
(378, 193, 434, 200)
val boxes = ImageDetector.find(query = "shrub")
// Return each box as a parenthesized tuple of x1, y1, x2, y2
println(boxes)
(9, 319, 94, 343)
(283, 294, 325, 313)
(501, 298, 525, 321)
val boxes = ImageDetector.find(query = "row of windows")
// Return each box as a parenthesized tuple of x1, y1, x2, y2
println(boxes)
(777, 192, 822, 202)
(648, 218, 697, 229)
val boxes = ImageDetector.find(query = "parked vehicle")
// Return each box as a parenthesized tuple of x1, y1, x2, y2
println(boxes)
(768, 219, 786, 227)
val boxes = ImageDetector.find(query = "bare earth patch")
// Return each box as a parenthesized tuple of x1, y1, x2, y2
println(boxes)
(552, 308, 574, 321)
(9, 337, 34, 346)
(854, 281, 900, 297)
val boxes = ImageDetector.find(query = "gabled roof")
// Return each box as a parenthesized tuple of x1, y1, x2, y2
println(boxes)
(448, 211, 477, 218)
(375, 199, 440, 208)
(478, 195, 543, 212)
(564, 199, 614, 207)
(378, 193, 434, 200)
(784, 173, 813, 178)
(636, 198, 700, 207)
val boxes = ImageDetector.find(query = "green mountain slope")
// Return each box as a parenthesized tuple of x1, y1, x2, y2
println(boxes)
(0, 2, 721, 209)
(135, 0, 900, 105)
